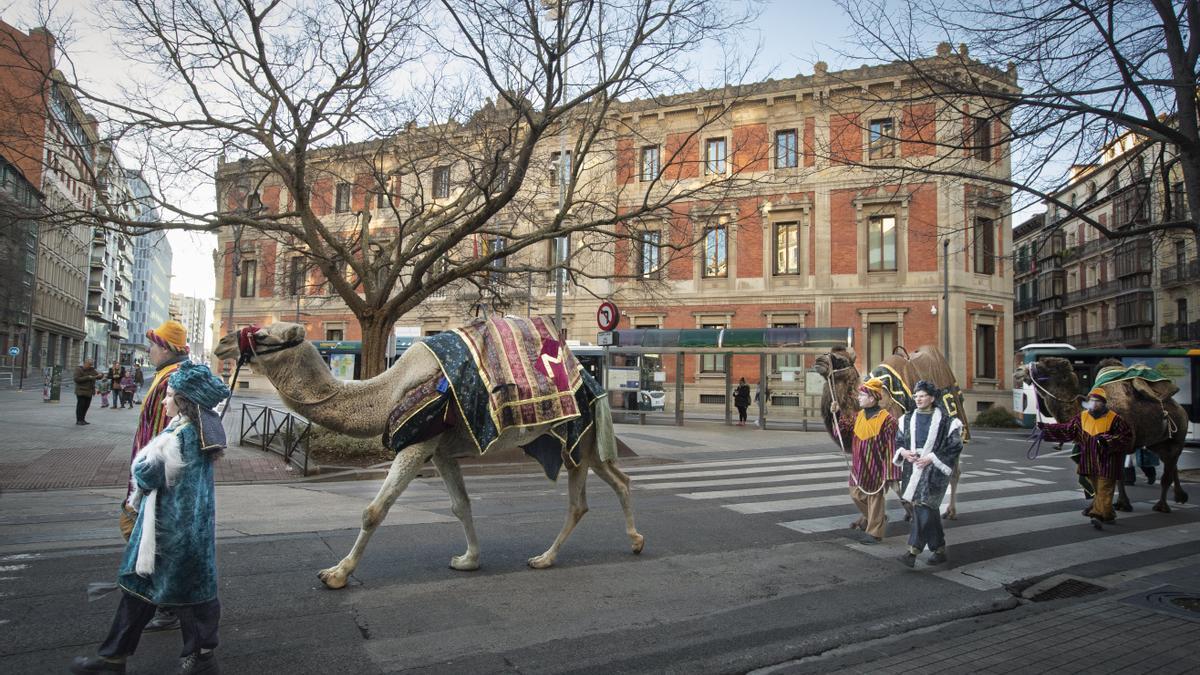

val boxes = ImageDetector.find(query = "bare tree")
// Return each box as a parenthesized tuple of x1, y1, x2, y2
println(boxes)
(0, 0, 764, 377)
(832, 0, 1199, 253)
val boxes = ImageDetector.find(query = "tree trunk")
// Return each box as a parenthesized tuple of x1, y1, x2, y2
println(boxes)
(358, 315, 395, 380)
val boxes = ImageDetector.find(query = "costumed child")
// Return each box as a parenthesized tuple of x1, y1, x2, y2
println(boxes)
(1038, 387, 1133, 529)
(120, 372, 136, 409)
(98, 375, 112, 408)
(830, 377, 899, 541)
(894, 380, 964, 567)
(71, 362, 230, 675)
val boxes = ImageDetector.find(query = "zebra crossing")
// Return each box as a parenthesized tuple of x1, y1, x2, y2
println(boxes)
(627, 452, 1198, 590)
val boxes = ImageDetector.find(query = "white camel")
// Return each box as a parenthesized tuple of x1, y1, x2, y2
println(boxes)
(214, 322, 644, 590)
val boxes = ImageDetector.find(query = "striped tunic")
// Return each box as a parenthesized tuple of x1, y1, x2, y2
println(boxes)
(836, 409, 900, 491)
(1040, 411, 1134, 480)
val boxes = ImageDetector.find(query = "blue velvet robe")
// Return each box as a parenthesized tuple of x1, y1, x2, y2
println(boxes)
(118, 421, 218, 606)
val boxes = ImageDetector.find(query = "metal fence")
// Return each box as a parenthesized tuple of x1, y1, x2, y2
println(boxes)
(238, 403, 311, 475)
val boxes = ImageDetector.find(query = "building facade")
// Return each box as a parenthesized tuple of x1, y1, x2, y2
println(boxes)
(125, 172, 173, 364)
(0, 152, 40, 371)
(1013, 133, 1196, 350)
(0, 22, 97, 376)
(170, 293, 209, 361)
(214, 47, 1018, 414)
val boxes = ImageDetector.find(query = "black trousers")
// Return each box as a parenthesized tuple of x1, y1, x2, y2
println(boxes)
(736, 405, 748, 423)
(76, 395, 92, 422)
(907, 504, 946, 554)
(98, 591, 220, 658)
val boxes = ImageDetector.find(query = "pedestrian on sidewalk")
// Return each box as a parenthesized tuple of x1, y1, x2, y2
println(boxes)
(733, 378, 751, 426)
(830, 377, 898, 542)
(120, 320, 190, 633)
(71, 361, 230, 675)
(98, 376, 112, 409)
(120, 372, 136, 409)
(1038, 388, 1134, 529)
(107, 361, 125, 412)
(895, 380, 963, 567)
(132, 361, 145, 404)
(74, 359, 103, 425)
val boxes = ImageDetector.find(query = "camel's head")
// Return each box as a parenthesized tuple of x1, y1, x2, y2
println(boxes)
(1018, 356, 1082, 422)
(813, 345, 856, 379)
(214, 322, 308, 364)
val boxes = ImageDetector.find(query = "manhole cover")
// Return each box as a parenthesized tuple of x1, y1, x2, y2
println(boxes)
(1028, 578, 1106, 602)
(1121, 585, 1200, 623)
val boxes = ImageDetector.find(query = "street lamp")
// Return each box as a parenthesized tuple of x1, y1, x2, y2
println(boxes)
(943, 238, 951, 364)
(545, 0, 571, 337)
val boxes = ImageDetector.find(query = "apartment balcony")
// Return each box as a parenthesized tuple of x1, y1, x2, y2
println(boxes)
(1062, 279, 1122, 308)
(1066, 326, 1154, 348)
(1015, 296, 1041, 314)
(1160, 320, 1200, 345)
(1058, 237, 1110, 263)
(1161, 259, 1200, 288)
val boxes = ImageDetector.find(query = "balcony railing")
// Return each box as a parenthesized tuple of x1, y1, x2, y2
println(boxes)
(1066, 326, 1154, 348)
(1160, 321, 1200, 344)
(1161, 259, 1200, 288)
(1015, 296, 1040, 313)
(1062, 279, 1122, 307)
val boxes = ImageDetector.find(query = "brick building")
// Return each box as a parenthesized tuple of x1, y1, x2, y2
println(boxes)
(1013, 132, 1196, 349)
(215, 47, 1017, 414)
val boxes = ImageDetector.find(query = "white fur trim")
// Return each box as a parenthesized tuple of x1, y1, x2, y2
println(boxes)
(901, 407, 943, 501)
(129, 424, 185, 576)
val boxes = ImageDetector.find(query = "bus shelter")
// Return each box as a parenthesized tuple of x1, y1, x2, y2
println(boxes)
(599, 326, 852, 429)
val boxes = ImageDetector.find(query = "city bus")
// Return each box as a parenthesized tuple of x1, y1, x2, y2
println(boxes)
(1016, 346, 1200, 442)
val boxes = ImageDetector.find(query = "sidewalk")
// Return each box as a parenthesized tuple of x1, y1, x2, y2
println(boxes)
(0, 387, 298, 491)
(760, 560, 1200, 674)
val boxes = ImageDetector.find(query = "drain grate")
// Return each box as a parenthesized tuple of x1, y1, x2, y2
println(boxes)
(1121, 585, 1200, 623)
(1028, 578, 1107, 602)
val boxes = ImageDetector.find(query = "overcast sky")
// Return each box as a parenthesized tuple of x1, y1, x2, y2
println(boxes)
(16, 0, 854, 302)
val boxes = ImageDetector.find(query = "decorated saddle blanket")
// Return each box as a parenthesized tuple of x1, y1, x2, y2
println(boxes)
(383, 316, 610, 480)
(1094, 365, 1179, 402)
(869, 362, 969, 442)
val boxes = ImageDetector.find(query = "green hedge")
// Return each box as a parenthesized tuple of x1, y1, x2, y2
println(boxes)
(974, 405, 1020, 428)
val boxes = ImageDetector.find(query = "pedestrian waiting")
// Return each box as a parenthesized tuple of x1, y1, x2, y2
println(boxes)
(733, 377, 751, 426)
(73, 359, 103, 425)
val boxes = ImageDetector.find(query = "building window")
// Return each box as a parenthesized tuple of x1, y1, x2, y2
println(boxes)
(1170, 182, 1187, 222)
(640, 146, 660, 182)
(973, 217, 996, 275)
(1113, 183, 1149, 225)
(487, 237, 506, 283)
(288, 257, 305, 296)
(1176, 240, 1187, 269)
(325, 327, 344, 341)
(775, 129, 798, 169)
(773, 221, 801, 275)
(974, 324, 996, 379)
(1177, 298, 1188, 325)
(704, 137, 727, 175)
(638, 230, 661, 279)
(700, 323, 726, 372)
(239, 260, 257, 298)
(375, 178, 394, 209)
(702, 223, 727, 278)
(550, 151, 571, 187)
(432, 166, 451, 199)
(868, 118, 896, 160)
(867, 322, 896, 368)
(772, 322, 801, 372)
(335, 182, 351, 213)
(971, 117, 992, 161)
(867, 215, 897, 272)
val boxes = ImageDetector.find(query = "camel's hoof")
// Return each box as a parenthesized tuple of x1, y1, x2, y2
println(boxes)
(527, 553, 556, 569)
(1153, 502, 1171, 514)
(1175, 491, 1189, 505)
(317, 567, 348, 590)
(1115, 501, 1134, 513)
(631, 533, 645, 555)
(450, 554, 481, 571)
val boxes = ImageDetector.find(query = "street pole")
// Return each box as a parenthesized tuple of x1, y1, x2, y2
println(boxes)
(552, 0, 569, 337)
(943, 238, 951, 364)
(19, 219, 40, 390)
(225, 223, 243, 339)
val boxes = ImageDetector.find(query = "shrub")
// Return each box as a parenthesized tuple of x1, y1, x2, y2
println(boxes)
(974, 405, 1020, 428)
(306, 424, 394, 467)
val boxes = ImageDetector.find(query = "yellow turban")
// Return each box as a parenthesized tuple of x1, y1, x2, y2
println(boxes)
(859, 378, 886, 400)
(147, 320, 189, 353)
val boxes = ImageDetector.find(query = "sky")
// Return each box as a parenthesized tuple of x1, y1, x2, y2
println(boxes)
(16, 0, 855, 301)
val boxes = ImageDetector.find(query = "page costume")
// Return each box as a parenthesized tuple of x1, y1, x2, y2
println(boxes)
(894, 403, 963, 558)
(835, 405, 899, 539)
(1039, 405, 1133, 523)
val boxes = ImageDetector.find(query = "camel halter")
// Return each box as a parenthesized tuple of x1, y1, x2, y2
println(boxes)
(220, 325, 305, 419)
(1023, 361, 1072, 460)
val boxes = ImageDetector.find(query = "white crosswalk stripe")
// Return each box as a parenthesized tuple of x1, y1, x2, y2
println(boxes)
(632, 453, 1200, 591)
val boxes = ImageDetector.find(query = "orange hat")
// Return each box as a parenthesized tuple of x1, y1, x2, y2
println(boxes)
(1087, 387, 1107, 401)
(859, 378, 886, 399)
(147, 320, 189, 353)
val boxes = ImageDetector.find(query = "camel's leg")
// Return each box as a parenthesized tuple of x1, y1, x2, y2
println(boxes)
(528, 460, 588, 569)
(590, 456, 645, 555)
(431, 445, 481, 571)
(942, 463, 960, 520)
(1146, 441, 1183, 512)
(1114, 476, 1134, 512)
(318, 442, 435, 589)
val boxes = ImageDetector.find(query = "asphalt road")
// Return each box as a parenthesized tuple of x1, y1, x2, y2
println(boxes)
(2, 427, 1197, 674)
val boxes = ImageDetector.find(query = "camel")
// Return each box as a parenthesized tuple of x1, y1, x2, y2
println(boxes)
(213, 321, 643, 590)
(1014, 356, 1189, 513)
(813, 344, 967, 519)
